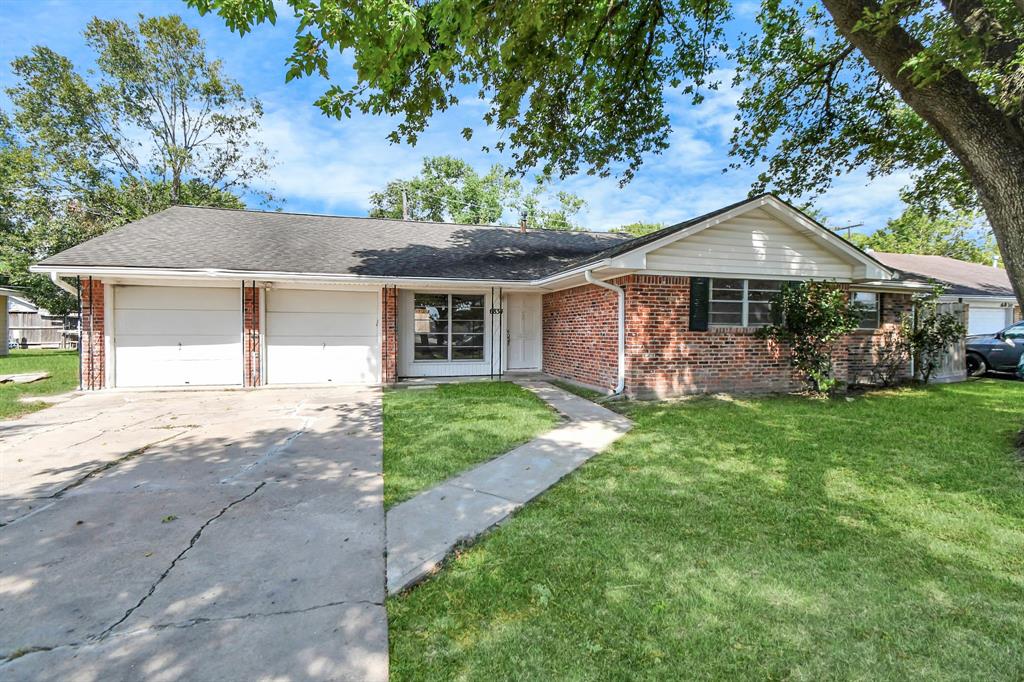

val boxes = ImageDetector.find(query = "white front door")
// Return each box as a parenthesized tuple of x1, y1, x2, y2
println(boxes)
(114, 285, 242, 388)
(506, 293, 542, 370)
(265, 289, 380, 385)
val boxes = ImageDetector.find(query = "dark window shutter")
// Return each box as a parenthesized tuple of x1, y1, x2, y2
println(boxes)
(690, 277, 710, 331)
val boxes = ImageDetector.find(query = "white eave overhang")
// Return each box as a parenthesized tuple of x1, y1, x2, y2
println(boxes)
(28, 264, 546, 290)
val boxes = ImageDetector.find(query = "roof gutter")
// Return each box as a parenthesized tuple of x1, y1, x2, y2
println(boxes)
(29, 265, 540, 290)
(50, 271, 79, 297)
(584, 270, 625, 395)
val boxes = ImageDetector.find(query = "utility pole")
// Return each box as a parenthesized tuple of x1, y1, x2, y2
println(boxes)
(835, 222, 863, 239)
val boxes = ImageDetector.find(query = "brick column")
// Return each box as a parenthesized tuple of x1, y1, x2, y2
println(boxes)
(243, 283, 262, 387)
(80, 278, 105, 390)
(381, 286, 398, 384)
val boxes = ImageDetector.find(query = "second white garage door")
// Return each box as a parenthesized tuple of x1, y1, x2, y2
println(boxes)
(968, 306, 1009, 336)
(265, 289, 379, 385)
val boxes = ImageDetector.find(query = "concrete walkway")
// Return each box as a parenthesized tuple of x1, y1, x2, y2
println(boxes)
(386, 381, 632, 594)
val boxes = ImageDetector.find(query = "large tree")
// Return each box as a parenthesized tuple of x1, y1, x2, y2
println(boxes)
(370, 155, 586, 230)
(189, 0, 1024, 303)
(1, 14, 270, 312)
(851, 207, 1000, 264)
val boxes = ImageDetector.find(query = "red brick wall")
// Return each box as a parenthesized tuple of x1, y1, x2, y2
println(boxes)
(80, 278, 104, 390)
(381, 286, 398, 384)
(622, 275, 803, 397)
(543, 275, 914, 397)
(542, 283, 619, 390)
(243, 284, 261, 387)
(846, 293, 914, 384)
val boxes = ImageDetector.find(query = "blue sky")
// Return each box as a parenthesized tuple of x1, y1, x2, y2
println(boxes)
(0, 0, 912, 235)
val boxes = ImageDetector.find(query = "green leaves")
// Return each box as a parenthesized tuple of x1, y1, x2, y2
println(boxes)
(757, 281, 862, 394)
(367, 154, 586, 229)
(903, 285, 966, 383)
(1, 13, 269, 311)
(186, 0, 731, 183)
(850, 206, 999, 265)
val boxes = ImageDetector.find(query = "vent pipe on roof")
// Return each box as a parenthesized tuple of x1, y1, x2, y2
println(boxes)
(520, 216, 527, 233)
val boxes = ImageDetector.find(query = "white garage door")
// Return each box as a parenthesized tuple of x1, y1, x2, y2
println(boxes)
(114, 286, 241, 388)
(968, 306, 1008, 336)
(266, 289, 379, 385)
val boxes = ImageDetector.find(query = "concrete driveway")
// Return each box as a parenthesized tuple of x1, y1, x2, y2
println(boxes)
(0, 387, 386, 681)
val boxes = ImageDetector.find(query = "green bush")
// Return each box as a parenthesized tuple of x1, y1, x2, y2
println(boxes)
(757, 281, 862, 394)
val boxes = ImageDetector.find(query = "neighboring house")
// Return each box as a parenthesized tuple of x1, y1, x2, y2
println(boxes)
(0, 286, 17, 357)
(7, 293, 79, 349)
(871, 252, 1021, 336)
(31, 194, 936, 397)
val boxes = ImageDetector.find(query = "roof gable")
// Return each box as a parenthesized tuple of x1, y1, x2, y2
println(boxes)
(603, 195, 892, 281)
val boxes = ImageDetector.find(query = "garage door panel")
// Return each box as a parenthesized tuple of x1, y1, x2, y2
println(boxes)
(267, 311, 377, 337)
(266, 290, 379, 385)
(267, 289, 377, 314)
(115, 358, 240, 388)
(267, 345, 379, 384)
(116, 338, 240, 358)
(116, 309, 241, 337)
(116, 286, 238, 311)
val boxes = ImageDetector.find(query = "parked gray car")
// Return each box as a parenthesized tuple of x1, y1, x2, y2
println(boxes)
(966, 321, 1024, 376)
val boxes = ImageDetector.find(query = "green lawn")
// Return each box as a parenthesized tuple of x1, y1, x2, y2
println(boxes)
(0, 349, 79, 419)
(382, 381, 560, 508)
(389, 380, 1024, 680)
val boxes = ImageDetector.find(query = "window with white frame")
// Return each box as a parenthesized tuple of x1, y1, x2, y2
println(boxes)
(413, 293, 485, 361)
(710, 278, 784, 327)
(852, 291, 880, 329)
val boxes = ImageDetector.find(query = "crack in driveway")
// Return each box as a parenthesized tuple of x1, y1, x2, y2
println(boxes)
(97, 481, 267, 640)
(0, 431, 190, 527)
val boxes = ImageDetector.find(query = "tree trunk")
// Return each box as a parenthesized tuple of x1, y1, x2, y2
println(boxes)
(821, 0, 1024, 305)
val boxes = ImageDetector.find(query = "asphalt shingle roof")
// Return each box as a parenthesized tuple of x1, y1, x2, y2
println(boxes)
(38, 206, 634, 281)
(871, 252, 1015, 298)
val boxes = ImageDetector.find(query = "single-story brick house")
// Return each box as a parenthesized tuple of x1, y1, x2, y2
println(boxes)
(32, 194, 936, 397)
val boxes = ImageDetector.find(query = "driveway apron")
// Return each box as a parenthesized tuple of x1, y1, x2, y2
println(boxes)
(0, 387, 386, 682)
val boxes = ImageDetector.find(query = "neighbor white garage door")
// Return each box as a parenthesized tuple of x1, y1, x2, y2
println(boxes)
(265, 289, 379, 385)
(114, 286, 242, 388)
(968, 306, 1008, 336)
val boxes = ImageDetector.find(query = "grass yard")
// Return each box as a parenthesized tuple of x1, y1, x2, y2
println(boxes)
(382, 381, 560, 508)
(0, 349, 79, 419)
(389, 380, 1024, 680)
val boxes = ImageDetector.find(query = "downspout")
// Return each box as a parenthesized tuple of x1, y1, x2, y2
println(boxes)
(584, 270, 625, 395)
(50, 271, 79, 297)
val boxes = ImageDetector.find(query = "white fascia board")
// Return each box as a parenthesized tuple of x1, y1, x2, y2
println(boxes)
(853, 280, 934, 293)
(29, 264, 541, 290)
(940, 294, 1019, 304)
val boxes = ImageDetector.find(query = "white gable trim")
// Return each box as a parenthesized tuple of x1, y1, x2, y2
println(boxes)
(605, 195, 893, 281)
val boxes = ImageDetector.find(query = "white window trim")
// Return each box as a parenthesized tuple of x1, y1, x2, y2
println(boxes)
(710, 278, 779, 328)
(412, 292, 486, 363)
